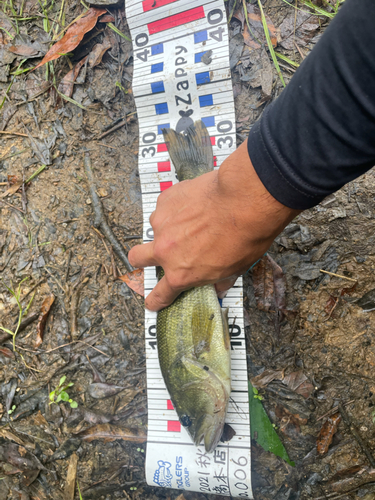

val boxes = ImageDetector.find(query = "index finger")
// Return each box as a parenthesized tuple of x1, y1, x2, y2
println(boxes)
(128, 241, 157, 269)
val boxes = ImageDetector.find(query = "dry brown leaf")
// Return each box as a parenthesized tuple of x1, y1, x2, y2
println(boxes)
(118, 269, 144, 297)
(279, 11, 320, 50)
(0, 347, 14, 359)
(0, 429, 25, 446)
(317, 413, 341, 455)
(35, 294, 55, 348)
(282, 371, 314, 399)
(8, 44, 38, 57)
(35, 8, 106, 69)
(88, 38, 112, 68)
(240, 4, 277, 49)
(58, 55, 88, 97)
(78, 424, 146, 443)
(0, 182, 22, 198)
(251, 369, 284, 389)
(252, 254, 286, 313)
(99, 14, 115, 23)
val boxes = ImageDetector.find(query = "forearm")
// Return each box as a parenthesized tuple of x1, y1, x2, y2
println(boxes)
(248, 0, 375, 210)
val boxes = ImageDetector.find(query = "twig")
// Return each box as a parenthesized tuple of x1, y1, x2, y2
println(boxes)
(65, 250, 72, 283)
(70, 274, 89, 339)
(95, 114, 134, 140)
(316, 400, 355, 422)
(0, 130, 28, 137)
(0, 248, 18, 272)
(21, 169, 27, 213)
(0, 199, 24, 213)
(84, 153, 133, 272)
(320, 269, 357, 282)
(339, 403, 375, 467)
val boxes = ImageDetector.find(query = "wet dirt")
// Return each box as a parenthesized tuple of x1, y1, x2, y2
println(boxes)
(1, 0, 373, 499)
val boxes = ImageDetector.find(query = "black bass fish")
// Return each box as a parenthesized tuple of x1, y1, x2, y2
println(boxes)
(157, 120, 231, 453)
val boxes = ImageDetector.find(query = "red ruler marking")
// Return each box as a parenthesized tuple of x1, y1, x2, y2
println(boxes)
(157, 143, 168, 152)
(160, 181, 173, 190)
(157, 161, 171, 172)
(167, 420, 181, 432)
(148, 6, 205, 34)
(210, 136, 215, 145)
(143, 0, 177, 12)
(167, 399, 174, 410)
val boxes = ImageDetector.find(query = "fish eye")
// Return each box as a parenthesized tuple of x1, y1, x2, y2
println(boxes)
(180, 414, 192, 427)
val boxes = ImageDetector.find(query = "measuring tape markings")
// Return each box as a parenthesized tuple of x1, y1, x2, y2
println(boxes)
(126, 0, 252, 495)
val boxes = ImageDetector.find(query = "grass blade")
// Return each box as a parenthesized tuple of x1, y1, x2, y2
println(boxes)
(108, 22, 131, 41)
(257, 0, 285, 87)
(275, 51, 299, 68)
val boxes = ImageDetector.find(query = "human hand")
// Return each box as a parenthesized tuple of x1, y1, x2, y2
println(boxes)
(128, 140, 300, 311)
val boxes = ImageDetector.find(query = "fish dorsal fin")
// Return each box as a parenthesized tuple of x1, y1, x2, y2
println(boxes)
(162, 120, 214, 182)
(191, 302, 216, 358)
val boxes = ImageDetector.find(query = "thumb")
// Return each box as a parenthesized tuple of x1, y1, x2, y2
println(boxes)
(215, 276, 238, 299)
(145, 276, 181, 312)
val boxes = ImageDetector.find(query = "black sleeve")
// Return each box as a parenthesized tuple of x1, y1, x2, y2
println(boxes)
(247, 0, 375, 210)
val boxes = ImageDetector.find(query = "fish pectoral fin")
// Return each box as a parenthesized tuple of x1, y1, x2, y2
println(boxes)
(221, 307, 230, 351)
(191, 303, 216, 358)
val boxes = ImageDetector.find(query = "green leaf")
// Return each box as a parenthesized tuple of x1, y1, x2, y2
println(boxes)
(70, 401, 78, 408)
(60, 391, 70, 402)
(55, 394, 62, 403)
(59, 375, 66, 387)
(249, 381, 294, 466)
(49, 391, 55, 401)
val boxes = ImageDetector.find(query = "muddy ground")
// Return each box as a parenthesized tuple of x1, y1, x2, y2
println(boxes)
(1, 0, 375, 499)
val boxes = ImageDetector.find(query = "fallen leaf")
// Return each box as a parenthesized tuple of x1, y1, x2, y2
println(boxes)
(35, 294, 55, 348)
(279, 11, 320, 50)
(238, 4, 277, 49)
(317, 413, 341, 455)
(118, 269, 144, 297)
(8, 45, 38, 57)
(35, 8, 106, 69)
(88, 382, 127, 399)
(77, 424, 146, 443)
(252, 254, 286, 314)
(0, 429, 26, 447)
(88, 37, 112, 68)
(0, 347, 14, 359)
(282, 371, 314, 399)
(58, 56, 88, 97)
(0, 442, 45, 472)
(64, 453, 78, 500)
(251, 369, 284, 389)
(99, 14, 115, 22)
(0, 182, 22, 198)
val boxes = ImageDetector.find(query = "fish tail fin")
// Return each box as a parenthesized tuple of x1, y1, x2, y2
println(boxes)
(162, 120, 214, 182)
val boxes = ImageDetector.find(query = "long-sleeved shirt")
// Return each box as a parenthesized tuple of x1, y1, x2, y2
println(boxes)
(247, 0, 375, 210)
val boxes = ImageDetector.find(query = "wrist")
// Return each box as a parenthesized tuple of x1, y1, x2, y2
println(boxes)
(217, 140, 301, 243)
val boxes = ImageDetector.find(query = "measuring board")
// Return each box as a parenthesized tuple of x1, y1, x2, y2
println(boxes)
(125, 0, 253, 496)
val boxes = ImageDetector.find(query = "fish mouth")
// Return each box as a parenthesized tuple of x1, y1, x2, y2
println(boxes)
(193, 410, 226, 453)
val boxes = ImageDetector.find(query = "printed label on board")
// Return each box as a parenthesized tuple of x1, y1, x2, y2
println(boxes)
(125, 0, 253, 497)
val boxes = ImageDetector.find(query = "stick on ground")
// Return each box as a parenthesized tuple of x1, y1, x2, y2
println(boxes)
(84, 153, 133, 272)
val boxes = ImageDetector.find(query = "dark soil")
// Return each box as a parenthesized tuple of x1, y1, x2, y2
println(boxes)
(2, 1, 374, 499)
